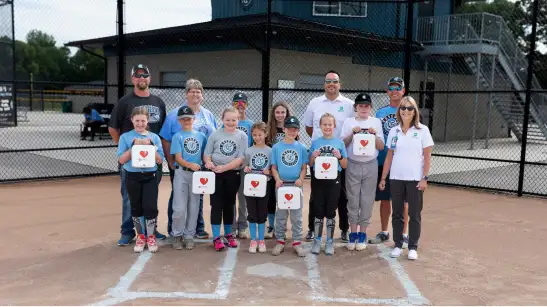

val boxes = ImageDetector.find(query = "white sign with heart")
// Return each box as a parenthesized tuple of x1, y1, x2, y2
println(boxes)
(131, 144, 156, 168)
(243, 173, 268, 197)
(277, 186, 302, 210)
(353, 134, 376, 156)
(314, 156, 339, 180)
(192, 171, 216, 195)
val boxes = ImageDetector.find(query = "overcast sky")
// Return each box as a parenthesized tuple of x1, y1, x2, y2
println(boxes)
(11, 0, 212, 45)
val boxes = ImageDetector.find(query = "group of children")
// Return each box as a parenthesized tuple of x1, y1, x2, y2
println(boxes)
(117, 92, 385, 257)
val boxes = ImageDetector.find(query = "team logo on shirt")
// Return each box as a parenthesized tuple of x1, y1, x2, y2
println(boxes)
(251, 153, 269, 170)
(281, 149, 299, 167)
(236, 126, 249, 135)
(381, 114, 398, 140)
(220, 139, 237, 156)
(143, 105, 161, 123)
(275, 133, 285, 143)
(183, 137, 200, 155)
(317, 145, 335, 156)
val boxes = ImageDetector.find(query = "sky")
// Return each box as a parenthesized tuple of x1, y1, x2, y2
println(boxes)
(9, 0, 212, 46)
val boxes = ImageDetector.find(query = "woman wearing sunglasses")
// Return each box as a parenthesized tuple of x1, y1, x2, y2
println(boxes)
(378, 96, 433, 261)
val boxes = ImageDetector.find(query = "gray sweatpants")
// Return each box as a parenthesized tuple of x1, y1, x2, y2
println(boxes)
(172, 168, 200, 239)
(274, 184, 304, 242)
(345, 158, 378, 229)
(233, 170, 248, 231)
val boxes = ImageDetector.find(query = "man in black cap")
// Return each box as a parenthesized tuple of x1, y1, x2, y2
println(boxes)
(109, 64, 168, 246)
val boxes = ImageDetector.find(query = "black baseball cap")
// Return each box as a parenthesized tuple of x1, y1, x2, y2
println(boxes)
(131, 64, 150, 76)
(177, 106, 194, 119)
(233, 92, 248, 103)
(387, 77, 404, 87)
(284, 116, 300, 128)
(354, 93, 372, 104)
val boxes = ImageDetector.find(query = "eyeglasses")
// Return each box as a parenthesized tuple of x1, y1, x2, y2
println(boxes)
(388, 85, 403, 91)
(133, 73, 150, 79)
(233, 100, 247, 107)
(325, 79, 339, 84)
(400, 106, 415, 111)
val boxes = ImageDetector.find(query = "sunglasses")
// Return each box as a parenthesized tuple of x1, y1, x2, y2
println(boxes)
(400, 106, 415, 111)
(325, 79, 339, 84)
(233, 100, 247, 107)
(133, 73, 150, 79)
(388, 85, 403, 91)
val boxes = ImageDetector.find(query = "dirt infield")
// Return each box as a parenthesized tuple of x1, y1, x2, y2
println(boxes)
(1, 176, 547, 305)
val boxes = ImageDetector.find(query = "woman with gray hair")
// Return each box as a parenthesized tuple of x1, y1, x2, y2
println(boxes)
(159, 78, 218, 244)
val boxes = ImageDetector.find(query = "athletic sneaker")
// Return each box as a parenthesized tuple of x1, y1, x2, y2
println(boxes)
(305, 230, 314, 242)
(272, 241, 285, 256)
(340, 231, 349, 243)
(249, 240, 258, 254)
(118, 234, 135, 246)
(258, 240, 267, 253)
(213, 237, 225, 251)
(172, 236, 183, 250)
(390, 247, 402, 258)
(369, 232, 390, 244)
(134, 234, 146, 253)
(264, 227, 274, 239)
(225, 234, 238, 248)
(238, 229, 249, 239)
(408, 249, 418, 260)
(325, 239, 334, 256)
(185, 238, 195, 250)
(356, 232, 367, 251)
(293, 243, 307, 257)
(402, 235, 409, 249)
(147, 235, 158, 253)
(154, 231, 166, 241)
(195, 230, 209, 239)
(347, 232, 358, 251)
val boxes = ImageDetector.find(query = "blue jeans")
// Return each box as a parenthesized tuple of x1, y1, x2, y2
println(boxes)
(120, 168, 135, 236)
(167, 167, 205, 236)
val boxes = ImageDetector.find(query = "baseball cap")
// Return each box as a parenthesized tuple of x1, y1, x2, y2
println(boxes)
(354, 93, 372, 104)
(131, 64, 150, 76)
(284, 116, 300, 128)
(177, 106, 194, 119)
(233, 92, 248, 103)
(387, 77, 404, 88)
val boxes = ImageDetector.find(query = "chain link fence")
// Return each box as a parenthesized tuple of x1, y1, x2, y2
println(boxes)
(0, 0, 546, 197)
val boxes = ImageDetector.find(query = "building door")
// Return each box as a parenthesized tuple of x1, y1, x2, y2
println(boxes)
(419, 80, 435, 132)
(417, 1, 435, 41)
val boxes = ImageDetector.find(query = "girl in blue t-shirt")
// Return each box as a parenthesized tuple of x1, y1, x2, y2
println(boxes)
(309, 113, 348, 256)
(117, 106, 165, 253)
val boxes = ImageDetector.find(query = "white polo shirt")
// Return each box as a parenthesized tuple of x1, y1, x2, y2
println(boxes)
(340, 116, 384, 162)
(303, 94, 354, 141)
(386, 124, 434, 181)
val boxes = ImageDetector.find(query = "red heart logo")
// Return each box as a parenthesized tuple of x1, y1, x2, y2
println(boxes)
(200, 178, 208, 185)
(139, 151, 148, 158)
(251, 181, 259, 188)
(322, 163, 331, 170)
(285, 194, 293, 201)
(360, 140, 369, 147)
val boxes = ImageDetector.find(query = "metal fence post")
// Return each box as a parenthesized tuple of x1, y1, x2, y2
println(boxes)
(517, 0, 539, 197)
(403, 0, 415, 93)
(11, 0, 16, 127)
(261, 0, 272, 122)
(470, 53, 481, 150)
(485, 53, 496, 149)
(117, 0, 125, 100)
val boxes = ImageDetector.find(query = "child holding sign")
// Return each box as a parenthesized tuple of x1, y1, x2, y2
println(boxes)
(170, 106, 208, 251)
(117, 106, 165, 253)
(271, 116, 308, 257)
(309, 113, 348, 256)
(340, 93, 384, 251)
(243, 122, 272, 253)
(204, 107, 248, 251)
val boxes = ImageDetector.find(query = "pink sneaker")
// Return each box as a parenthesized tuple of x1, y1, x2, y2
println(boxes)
(134, 234, 146, 253)
(258, 240, 267, 253)
(213, 237, 225, 251)
(225, 234, 238, 248)
(147, 235, 158, 253)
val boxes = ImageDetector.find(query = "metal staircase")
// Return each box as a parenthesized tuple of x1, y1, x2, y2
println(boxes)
(416, 13, 547, 143)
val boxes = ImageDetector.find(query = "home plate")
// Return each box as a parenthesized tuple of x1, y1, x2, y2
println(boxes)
(246, 262, 298, 279)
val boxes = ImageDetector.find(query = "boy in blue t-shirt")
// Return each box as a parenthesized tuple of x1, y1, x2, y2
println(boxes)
(271, 116, 309, 257)
(169, 106, 208, 250)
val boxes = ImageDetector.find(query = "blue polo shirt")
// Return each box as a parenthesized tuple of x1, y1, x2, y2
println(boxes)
(159, 105, 217, 142)
(117, 130, 165, 173)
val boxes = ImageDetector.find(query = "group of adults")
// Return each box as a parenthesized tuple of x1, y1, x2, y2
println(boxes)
(107, 64, 432, 259)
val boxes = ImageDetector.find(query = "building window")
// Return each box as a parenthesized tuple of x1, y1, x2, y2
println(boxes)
(160, 71, 187, 87)
(313, 1, 367, 18)
(298, 73, 325, 89)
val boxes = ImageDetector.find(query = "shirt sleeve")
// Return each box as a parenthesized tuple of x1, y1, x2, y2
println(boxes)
(204, 132, 215, 157)
(109, 100, 125, 129)
(154, 134, 165, 161)
(421, 125, 435, 148)
(200, 133, 208, 157)
(303, 100, 314, 128)
(270, 145, 278, 166)
(386, 127, 396, 150)
(170, 133, 181, 155)
(238, 132, 248, 158)
(159, 115, 173, 142)
(301, 144, 310, 164)
(339, 139, 348, 158)
(244, 149, 251, 167)
(340, 118, 351, 139)
(375, 119, 385, 141)
(159, 98, 167, 127)
(116, 133, 128, 157)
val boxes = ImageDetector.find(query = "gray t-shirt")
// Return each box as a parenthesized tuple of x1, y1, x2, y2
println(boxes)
(244, 145, 272, 171)
(204, 128, 248, 168)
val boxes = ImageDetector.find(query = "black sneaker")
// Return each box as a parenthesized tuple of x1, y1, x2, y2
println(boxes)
(305, 230, 314, 242)
(340, 231, 349, 243)
(368, 232, 390, 244)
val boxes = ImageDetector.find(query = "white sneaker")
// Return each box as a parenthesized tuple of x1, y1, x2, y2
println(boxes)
(390, 247, 402, 258)
(408, 249, 418, 260)
(346, 241, 356, 251)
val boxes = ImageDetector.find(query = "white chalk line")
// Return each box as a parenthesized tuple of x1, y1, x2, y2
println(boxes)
(214, 247, 239, 298)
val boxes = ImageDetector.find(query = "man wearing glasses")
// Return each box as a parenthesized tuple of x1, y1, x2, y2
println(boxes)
(109, 64, 168, 246)
(368, 77, 409, 248)
(303, 70, 354, 243)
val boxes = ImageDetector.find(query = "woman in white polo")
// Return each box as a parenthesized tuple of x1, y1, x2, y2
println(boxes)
(378, 96, 433, 260)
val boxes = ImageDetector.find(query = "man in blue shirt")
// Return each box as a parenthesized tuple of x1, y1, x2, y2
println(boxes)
(81, 106, 105, 141)
(369, 77, 409, 247)
(159, 79, 217, 240)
